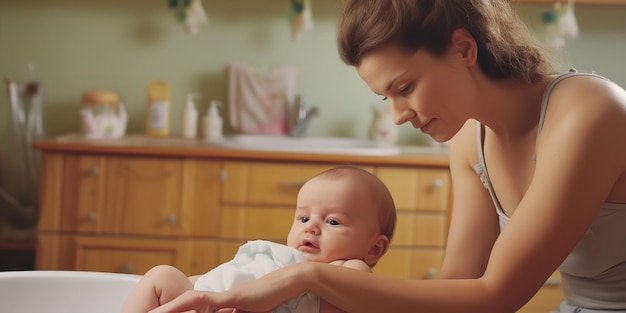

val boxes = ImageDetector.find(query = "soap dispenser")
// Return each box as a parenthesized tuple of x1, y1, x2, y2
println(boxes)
(203, 100, 223, 141)
(181, 93, 200, 139)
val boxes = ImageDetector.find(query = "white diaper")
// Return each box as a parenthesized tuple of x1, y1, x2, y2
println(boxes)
(194, 240, 319, 313)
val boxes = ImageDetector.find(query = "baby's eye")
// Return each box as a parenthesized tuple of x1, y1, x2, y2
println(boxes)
(381, 96, 388, 101)
(326, 219, 340, 226)
(299, 216, 310, 223)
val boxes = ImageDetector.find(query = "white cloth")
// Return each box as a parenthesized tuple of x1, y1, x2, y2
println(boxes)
(194, 240, 319, 313)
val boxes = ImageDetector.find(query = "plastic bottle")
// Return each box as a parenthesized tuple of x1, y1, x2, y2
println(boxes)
(203, 100, 223, 141)
(181, 93, 199, 139)
(145, 80, 171, 137)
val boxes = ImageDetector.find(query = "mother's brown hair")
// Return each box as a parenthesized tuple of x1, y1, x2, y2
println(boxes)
(337, 0, 555, 83)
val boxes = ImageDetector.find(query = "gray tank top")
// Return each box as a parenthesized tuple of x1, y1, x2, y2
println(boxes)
(474, 70, 626, 309)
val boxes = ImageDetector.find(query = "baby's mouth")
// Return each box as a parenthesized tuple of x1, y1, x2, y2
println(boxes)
(301, 239, 319, 249)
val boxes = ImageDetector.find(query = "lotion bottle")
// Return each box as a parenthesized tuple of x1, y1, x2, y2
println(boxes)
(203, 100, 223, 141)
(145, 80, 171, 137)
(181, 93, 199, 139)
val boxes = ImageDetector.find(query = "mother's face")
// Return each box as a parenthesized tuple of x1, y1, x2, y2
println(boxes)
(356, 41, 477, 143)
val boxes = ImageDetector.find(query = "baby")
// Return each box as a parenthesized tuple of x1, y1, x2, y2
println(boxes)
(121, 165, 396, 313)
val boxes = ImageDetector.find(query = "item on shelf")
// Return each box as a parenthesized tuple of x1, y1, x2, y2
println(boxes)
(145, 80, 172, 137)
(181, 93, 200, 139)
(203, 100, 223, 141)
(369, 104, 398, 145)
(1, 64, 43, 229)
(80, 90, 127, 140)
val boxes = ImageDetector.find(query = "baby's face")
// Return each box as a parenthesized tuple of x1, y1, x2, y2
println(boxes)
(286, 176, 382, 264)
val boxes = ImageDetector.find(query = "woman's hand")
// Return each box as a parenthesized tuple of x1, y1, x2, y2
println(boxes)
(149, 263, 309, 313)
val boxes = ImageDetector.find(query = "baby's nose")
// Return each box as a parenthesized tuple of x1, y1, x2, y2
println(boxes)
(304, 222, 320, 235)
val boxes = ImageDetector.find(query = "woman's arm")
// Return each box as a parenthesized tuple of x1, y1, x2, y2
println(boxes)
(320, 260, 373, 313)
(440, 121, 500, 279)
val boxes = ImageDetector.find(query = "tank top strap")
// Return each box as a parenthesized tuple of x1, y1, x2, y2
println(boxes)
(475, 121, 507, 223)
(535, 69, 609, 158)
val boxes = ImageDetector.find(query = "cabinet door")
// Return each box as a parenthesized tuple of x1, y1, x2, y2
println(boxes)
(374, 166, 451, 280)
(181, 159, 222, 237)
(48, 154, 107, 233)
(68, 155, 107, 233)
(393, 212, 447, 247)
(103, 156, 184, 235)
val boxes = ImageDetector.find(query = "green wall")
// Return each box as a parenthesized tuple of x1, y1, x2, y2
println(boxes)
(1, 0, 625, 145)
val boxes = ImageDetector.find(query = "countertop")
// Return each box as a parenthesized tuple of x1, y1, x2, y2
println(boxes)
(33, 134, 450, 167)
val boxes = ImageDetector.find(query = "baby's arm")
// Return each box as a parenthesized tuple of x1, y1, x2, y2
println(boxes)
(319, 260, 373, 313)
(329, 259, 372, 273)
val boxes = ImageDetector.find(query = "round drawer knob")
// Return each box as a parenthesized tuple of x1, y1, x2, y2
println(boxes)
(432, 179, 443, 189)
(86, 212, 97, 222)
(120, 263, 134, 273)
(425, 267, 437, 280)
(166, 214, 177, 224)
(87, 167, 100, 176)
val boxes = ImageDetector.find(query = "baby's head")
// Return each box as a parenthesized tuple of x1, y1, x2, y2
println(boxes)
(287, 166, 396, 267)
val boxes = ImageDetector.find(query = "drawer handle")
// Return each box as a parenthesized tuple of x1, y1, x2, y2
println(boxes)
(86, 212, 97, 222)
(120, 263, 134, 273)
(87, 167, 100, 176)
(425, 267, 437, 280)
(166, 214, 177, 224)
(431, 179, 443, 190)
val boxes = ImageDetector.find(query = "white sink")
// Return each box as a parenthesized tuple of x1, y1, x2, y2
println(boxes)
(210, 134, 401, 156)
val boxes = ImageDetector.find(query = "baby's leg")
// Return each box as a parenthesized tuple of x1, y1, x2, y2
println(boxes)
(120, 265, 194, 313)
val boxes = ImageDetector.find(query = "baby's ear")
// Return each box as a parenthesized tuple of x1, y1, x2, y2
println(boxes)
(364, 234, 390, 266)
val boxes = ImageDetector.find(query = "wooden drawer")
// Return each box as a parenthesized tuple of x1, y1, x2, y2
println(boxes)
(392, 211, 447, 247)
(222, 161, 373, 205)
(376, 167, 451, 212)
(220, 206, 293, 241)
(73, 237, 220, 275)
(74, 237, 183, 275)
(374, 248, 444, 280)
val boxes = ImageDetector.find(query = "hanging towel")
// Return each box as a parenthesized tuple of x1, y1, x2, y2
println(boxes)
(228, 63, 300, 135)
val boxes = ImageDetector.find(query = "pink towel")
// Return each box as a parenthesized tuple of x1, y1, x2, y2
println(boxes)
(228, 63, 300, 135)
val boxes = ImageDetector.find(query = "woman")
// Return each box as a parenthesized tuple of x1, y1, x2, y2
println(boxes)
(151, 1, 626, 312)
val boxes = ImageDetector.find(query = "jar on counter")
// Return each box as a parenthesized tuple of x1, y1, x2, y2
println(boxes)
(80, 90, 128, 139)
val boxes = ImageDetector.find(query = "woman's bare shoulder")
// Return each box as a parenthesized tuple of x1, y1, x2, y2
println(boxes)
(540, 75, 626, 156)
(449, 119, 480, 171)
